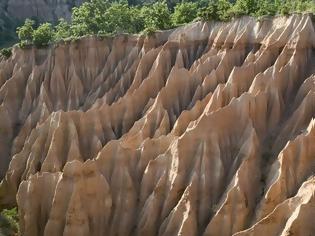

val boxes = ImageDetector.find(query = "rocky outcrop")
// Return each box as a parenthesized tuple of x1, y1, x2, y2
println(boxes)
(0, 0, 83, 47)
(1, 14, 315, 236)
(5, 0, 83, 22)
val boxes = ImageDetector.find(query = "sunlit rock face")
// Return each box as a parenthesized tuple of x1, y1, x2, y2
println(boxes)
(1, 14, 315, 236)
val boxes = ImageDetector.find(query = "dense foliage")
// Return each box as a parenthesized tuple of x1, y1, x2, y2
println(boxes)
(0, 47, 12, 58)
(0, 207, 19, 235)
(16, 19, 35, 48)
(33, 23, 54, 47)
(8, 0, 315, 49)
(172, 2, 198, 25)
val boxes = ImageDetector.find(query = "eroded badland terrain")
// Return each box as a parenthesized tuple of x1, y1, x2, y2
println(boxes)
(1, 14, 315, 236)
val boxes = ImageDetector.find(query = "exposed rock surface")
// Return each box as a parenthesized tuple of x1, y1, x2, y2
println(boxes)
(0, 0, 83, 47)
(1, 14, 315, 236)
(4, 0, 83, 22)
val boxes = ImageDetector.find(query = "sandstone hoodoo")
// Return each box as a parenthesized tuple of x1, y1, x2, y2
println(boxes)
(1, 14, 315, 236)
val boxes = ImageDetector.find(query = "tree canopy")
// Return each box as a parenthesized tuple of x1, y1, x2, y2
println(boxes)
(172, 2, 198, 25)
(33, 23, 54, 47)
(12, 0, 315, 48)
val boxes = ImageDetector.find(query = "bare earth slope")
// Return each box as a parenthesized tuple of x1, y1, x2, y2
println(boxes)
(1, 14, 315, 236)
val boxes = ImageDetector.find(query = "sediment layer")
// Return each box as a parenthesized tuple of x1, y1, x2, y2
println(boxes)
(1, 14, 315, 236)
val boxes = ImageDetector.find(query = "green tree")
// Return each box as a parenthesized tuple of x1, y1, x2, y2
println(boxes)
(172, 2, 198, 25)
(12, 0, 315, 50)
(197, 0, 232, 22)
(70, 2, 97, 36)
(32, 23, 54, 47)
(198, 2, 219, 21)
(130, 6, 146, 33)
(54, 18, 71, 41)
(230, 0, 259, 17)
(254, 0, 277, 17)
(70, 0, 110, 36)
(295, 0, 315, 13)
(16, 19, 35, 46)
(217, 0, 233, 21)
(141, 2, 172, 30)
(103, 3, 144, 34)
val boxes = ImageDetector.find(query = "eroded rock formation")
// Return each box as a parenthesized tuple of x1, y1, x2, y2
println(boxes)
(3, 0, 83, 22)
(1, 14, 315, 236)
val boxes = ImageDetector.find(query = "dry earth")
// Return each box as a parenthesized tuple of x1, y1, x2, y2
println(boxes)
(0, 14, 315, 236)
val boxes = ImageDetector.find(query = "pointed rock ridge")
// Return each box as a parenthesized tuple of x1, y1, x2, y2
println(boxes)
(1, 14, 315, 235)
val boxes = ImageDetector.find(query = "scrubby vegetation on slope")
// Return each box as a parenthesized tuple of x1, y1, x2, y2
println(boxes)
(0, 208, 19, 236)
(4, 0, 315, 50)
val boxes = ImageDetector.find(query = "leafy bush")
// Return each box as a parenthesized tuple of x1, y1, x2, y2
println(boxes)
(292, 0, 315, 13)
(16, 19, 35, 47)
(198, 0, 232, 22)
(172, 2, 198, 25)
(230, 0, 258, 17)
(0, 207, 19, 235)
(0, 47, 12, 58)
(54, 18, 71, 41)
(198, 3, 219, 21)
(70, 2, 99, 36)
(10, 0, 315, 49)
(216, 0, 233, 21)
(18, 40, 32, 49)
(32, 23, 54, 47)
(70, 0, 111, 37)
(142, 26, 157, 36)
(129, 7, 146, 33)
(254, 0, 277, 17)
(104, 3, 144, 34)
(141, 2, 172, 30)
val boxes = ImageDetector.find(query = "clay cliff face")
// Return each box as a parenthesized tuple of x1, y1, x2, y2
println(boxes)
(1, 14, 315, 236)
(0, 0, 83, 47)
(4, 0, 83, 22)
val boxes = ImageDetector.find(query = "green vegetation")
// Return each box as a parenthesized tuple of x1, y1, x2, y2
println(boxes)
(198, 0, 233, 21)
(5, 0, 315, 50)
(172, 2, 198, 25)
(33, 23, 54, 47)
(0, 47, 12, 59)
(142, 2, 172, 30)
(54, 18, 71, 41)
(0, 207, 19, 236)
(104, 3, 143, 33)
(16, 19, 35, 48)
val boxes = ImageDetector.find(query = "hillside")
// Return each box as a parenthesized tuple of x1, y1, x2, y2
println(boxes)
(1, 0, 83, 22)
(0, 0, 83, 47)
(1, 14, 315, 236)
